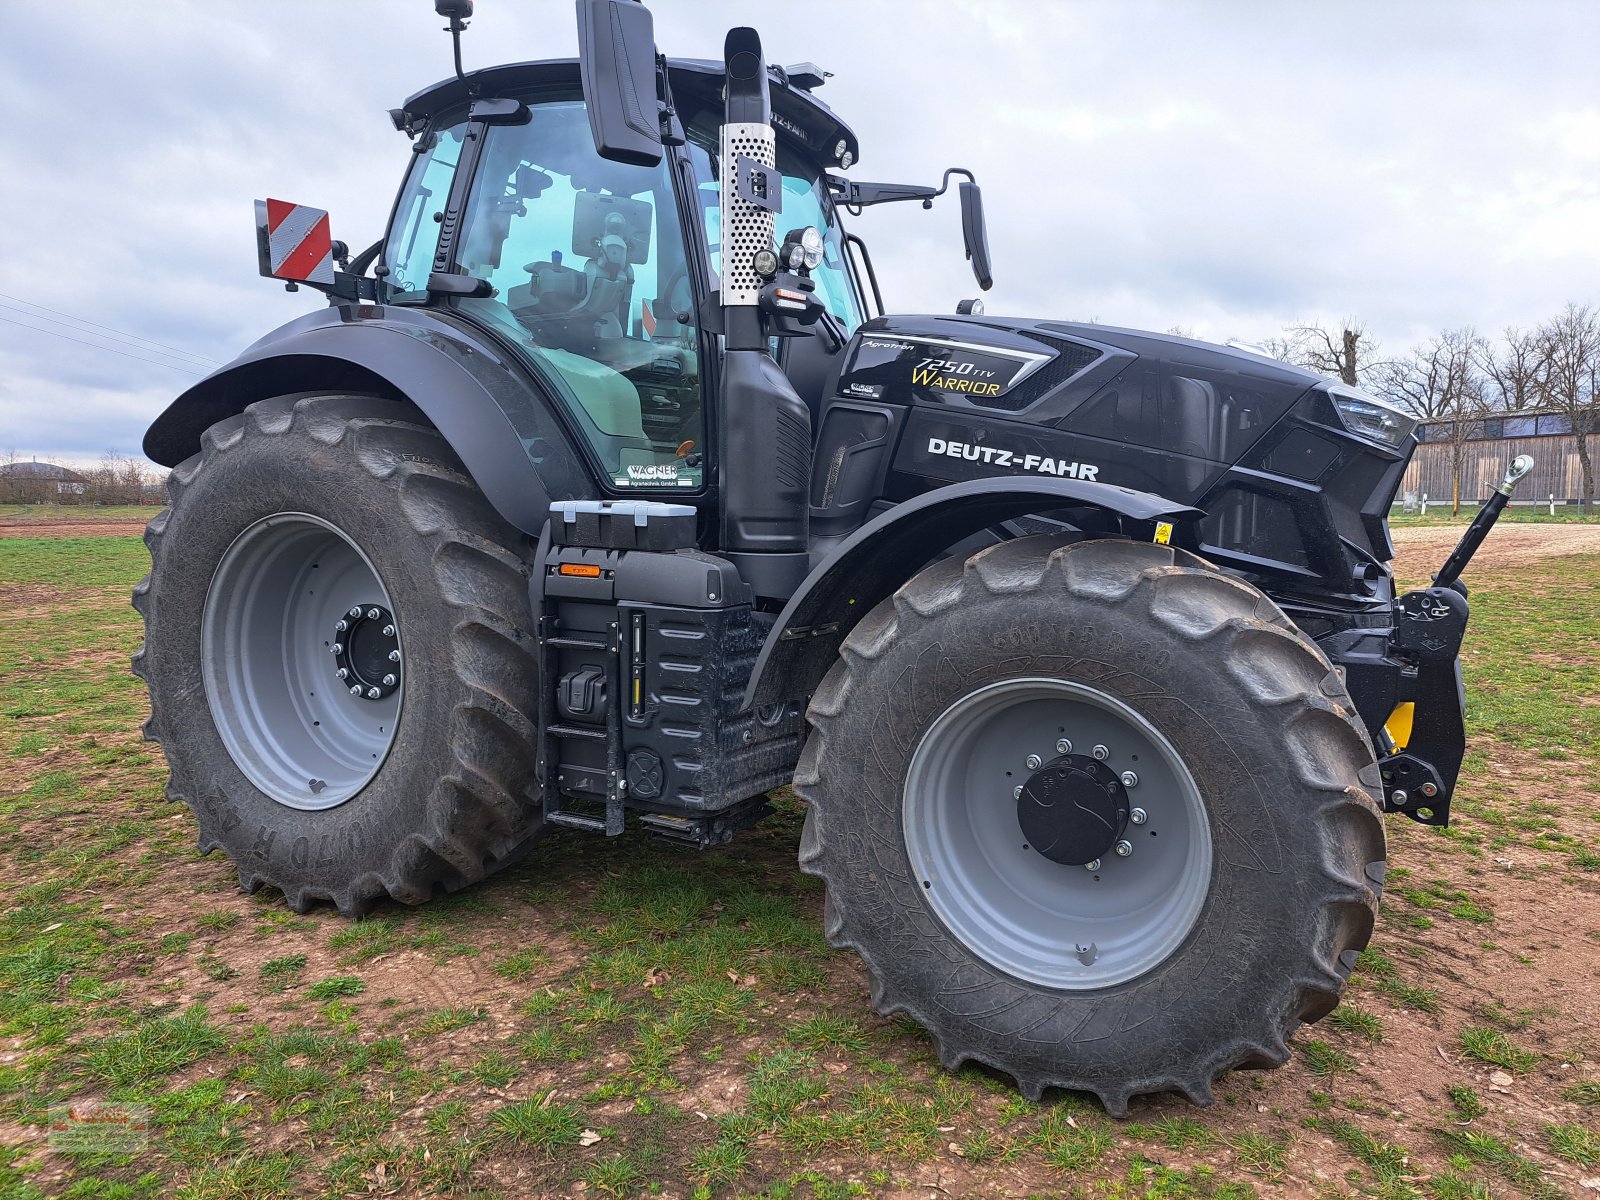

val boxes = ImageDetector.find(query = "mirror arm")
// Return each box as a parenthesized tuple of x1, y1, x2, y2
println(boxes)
(655, 54, 686, 146)
(827, 166, 978, 209)
(933, 167, 976, 197)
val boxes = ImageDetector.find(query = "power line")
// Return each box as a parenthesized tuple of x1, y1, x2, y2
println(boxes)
(0, 292, 223, 367)
(0, 302, 217, 372)
(0, 313, 206, 376)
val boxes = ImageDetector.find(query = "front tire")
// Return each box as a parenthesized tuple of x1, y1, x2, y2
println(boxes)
(795, 536, 1386, 1115)
(133, 393, 543, 915)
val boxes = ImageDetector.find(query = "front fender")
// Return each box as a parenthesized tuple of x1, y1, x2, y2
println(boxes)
(743, 476, 1203, 711)
(143, 305, 591, 534)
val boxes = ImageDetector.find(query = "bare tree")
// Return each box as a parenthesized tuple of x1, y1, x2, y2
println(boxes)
(1257, 334, 1297, 362)
(81, 450, 154, 506)
(1284, 320, 1379, 387)
(1479, 326, 1543, 413)
(1535, 303, 1600, 512)
(1377, 327, 1488, 513)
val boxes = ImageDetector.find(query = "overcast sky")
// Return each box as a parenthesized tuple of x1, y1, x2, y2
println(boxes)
(1, 1, 1596, 466)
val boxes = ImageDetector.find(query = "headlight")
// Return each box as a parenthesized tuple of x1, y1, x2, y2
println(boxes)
(781, 226, 825, 272)
(798, 226, 824, 270)
(1329, 386, 1417, 448)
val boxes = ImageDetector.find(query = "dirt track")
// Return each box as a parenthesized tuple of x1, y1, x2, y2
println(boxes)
(1391, 523, 1600, 571)
(0, 518, 150, 539)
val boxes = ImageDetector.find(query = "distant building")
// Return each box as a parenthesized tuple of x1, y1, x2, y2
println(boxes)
(1402, 411, 1591, 507)
(0, 460, 87, 498)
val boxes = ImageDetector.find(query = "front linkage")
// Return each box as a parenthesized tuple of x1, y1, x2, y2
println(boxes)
(1327, 455, 1533, 826)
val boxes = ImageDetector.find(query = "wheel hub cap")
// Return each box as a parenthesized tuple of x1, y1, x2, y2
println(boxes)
(1017, 755, 1129, 865)
(332, 604, 401, 700)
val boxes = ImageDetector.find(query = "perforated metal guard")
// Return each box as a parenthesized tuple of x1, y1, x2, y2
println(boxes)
(720, 121, 777, 307)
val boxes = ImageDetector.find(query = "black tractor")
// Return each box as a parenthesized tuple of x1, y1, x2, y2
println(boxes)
(133, 1, 1530, 1114)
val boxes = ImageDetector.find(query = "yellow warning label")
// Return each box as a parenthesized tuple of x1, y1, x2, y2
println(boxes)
(1154, 521, 1173, 545)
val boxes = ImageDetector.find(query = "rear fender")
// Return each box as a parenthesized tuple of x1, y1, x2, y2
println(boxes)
(743, 477, 1203, 710)
(142, 306, 591, 534)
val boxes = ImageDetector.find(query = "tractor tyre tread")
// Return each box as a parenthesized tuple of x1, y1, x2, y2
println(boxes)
(794, 535, 1385, 1115)
(133, 392, 543, 917)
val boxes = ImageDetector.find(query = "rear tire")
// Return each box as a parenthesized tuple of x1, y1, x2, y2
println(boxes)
(795, 536, 1386, 1115)
(133, 393, 543, 915)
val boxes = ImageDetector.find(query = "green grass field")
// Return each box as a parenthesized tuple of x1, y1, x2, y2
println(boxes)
(1, 529, 1596, 1199)
(1388, 504, 1600, 527)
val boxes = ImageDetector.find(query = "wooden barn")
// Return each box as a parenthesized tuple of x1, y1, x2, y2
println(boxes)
(1400, 411, 1594, 510)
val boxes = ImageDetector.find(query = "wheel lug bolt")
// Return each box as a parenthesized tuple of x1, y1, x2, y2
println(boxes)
(1084, 859, 1101, 871)
(1013, 785, 1023, 799)
(1025, 754, 1042, 770)
(388, 650, 401, 662)
(335, 668, 348, 680)
(367, 608, 381, 620)
(1129, 807, 1147, 825)
(1121, 770, 1138, 788)
(335, 619, 348, 632)
(1114, 839, 1133, 857)
(367, 687, 381, 699)
(330, 643, 343, 655)
(349, 684, 362, 696)
(348, 606, 362, 619)
(1056, 738, 1072, 754)
(382, 624, 395, 637)
(1092, 745, 1109, 761)
(382, 674, 397, 687)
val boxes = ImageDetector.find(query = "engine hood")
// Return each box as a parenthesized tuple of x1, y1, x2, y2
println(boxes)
(836, 314, 1322, 420)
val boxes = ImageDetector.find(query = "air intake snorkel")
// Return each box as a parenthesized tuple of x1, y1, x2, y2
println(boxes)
(719, 28, 778, 351)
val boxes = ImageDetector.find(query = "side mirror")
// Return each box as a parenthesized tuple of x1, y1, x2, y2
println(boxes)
(958, 181, 993, 292)
(575, 0, 663, 167)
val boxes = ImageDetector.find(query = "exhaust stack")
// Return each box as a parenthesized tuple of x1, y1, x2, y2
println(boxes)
(715, 27, 813, 599)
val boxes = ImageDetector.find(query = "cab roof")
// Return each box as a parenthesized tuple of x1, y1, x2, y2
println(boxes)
(395, 57, 860, 167)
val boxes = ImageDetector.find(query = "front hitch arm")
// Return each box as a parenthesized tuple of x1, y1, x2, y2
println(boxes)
(1378, 456, 1534, 824)
(1434, 454, 1534, 589)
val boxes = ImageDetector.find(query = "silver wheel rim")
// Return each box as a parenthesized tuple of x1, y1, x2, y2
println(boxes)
(202, 513, 402, 810)
(902, 677, 1212, 989)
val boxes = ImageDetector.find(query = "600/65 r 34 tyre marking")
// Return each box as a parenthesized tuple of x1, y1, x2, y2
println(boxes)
(133, 393, 544, 915)
(796, 534, 1386, 1115)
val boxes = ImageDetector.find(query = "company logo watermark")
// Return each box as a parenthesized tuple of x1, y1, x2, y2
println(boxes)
(48, 1101, 149, 1154)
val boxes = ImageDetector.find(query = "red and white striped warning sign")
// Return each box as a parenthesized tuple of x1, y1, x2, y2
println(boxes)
(255, 198, 335, 285)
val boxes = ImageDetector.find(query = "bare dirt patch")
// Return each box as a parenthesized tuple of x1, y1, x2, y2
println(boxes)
(1391, 522, 1600, 573)
(0, 519, 149, 539)
(0, 582, 71, 606)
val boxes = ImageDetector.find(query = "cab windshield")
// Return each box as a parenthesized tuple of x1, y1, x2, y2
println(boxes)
(385, 97, 706, 493)
(684, 123, 864, 333)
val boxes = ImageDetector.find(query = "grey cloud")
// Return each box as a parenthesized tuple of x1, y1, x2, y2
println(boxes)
(1, 0, 1594, 464)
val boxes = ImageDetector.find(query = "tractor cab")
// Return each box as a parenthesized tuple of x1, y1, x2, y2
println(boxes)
(378, 58, 869, 497)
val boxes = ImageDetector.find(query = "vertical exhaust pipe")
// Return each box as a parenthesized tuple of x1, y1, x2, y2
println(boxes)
(716, 27, 813, 599)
